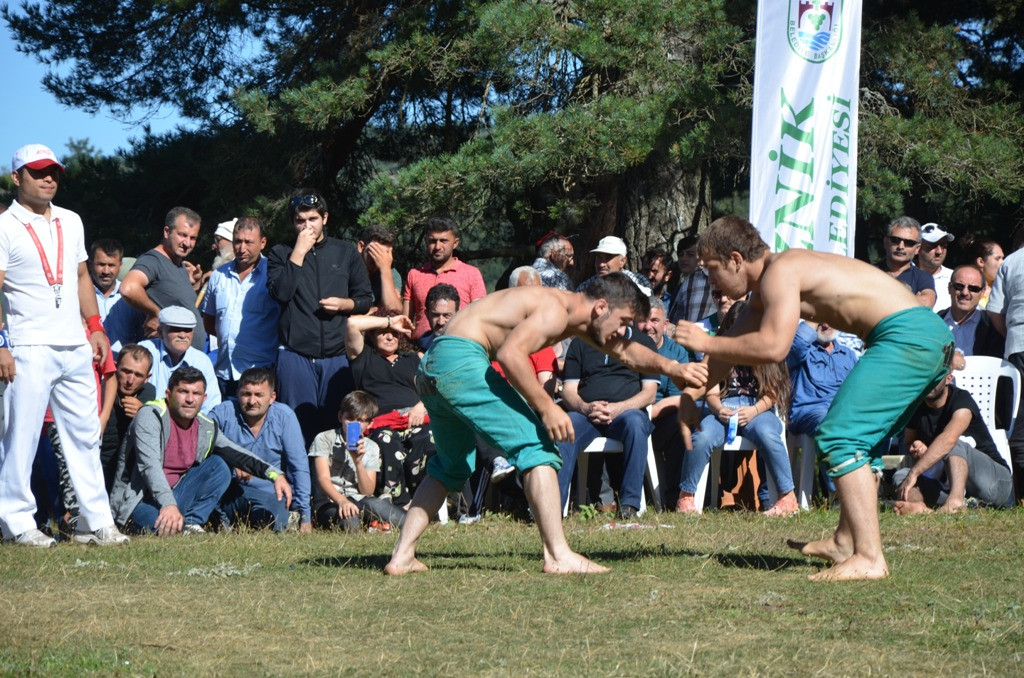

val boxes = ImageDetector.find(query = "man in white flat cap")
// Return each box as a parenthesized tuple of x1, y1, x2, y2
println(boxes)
(0, 143, 129, 547)
(139, 305, 221, 414)
(575, 236, 652, 296)
(917, 222, 955, 312)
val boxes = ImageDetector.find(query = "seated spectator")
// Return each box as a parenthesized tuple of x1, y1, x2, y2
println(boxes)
(417, 283, 460, 351)
(963, 234, 1004, 309)
(139, 306, 221, 414)
(556, 326, 660, 520)
(668, 234, 714, 324)
(99, 344, 157, 491)
(308, 391, 407, 531)
(939, 265, 1004, 358)
(687, 288, 741, 361)
(109, 367, 292, 535)
(209, 367, 312, 533)
(676, 301, 799, 516)
(641, 247, 675, 307)
(346, 310, 435, 507)
(876, 216, 936, 307)
(576, 236, 652, 296)
(786, 322, 858, 437)
(917, 223, 954, 312)
(532, 233, 575, 291)
(357, 224, 403, 313)
(893, 370, 1014, 513)
(637, 295, 690, 506)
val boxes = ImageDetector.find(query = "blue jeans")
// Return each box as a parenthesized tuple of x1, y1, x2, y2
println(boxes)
(128, 455, 231, 532)
(219, 480, 291, 532)
(557, 409, 653, 511)
(679, 395, 794, 497)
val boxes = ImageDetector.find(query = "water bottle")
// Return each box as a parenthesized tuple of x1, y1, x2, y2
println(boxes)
(726, 413, 739, 444)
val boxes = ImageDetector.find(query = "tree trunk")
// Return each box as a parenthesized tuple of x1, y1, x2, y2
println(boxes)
(619, 154, 712, 268)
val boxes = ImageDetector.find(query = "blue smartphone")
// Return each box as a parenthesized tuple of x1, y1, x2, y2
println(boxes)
(346, 421, 362, 450)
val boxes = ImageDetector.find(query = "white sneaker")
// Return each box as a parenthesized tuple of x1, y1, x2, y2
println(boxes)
(490, 456, 515, 484)
(10, 528, 56, 548)
(73, 525, 130, 546)
(182, 524, 206, 535)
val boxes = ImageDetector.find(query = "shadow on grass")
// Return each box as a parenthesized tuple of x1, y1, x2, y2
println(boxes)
(300, 545, 804, 572)
(711, 552, 810, 571)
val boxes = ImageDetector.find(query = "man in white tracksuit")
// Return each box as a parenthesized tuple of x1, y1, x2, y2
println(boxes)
(0, 143, 129, 547)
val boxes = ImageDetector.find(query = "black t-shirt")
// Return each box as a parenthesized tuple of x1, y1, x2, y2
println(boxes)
(909, 384, 1006, 468)
(351, 348, 421, 413)
(562, 328, 659, 403)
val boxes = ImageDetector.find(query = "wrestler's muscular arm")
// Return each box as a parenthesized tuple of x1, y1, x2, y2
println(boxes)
(496, 304, 575, 443)
(600, 338, 707, 391)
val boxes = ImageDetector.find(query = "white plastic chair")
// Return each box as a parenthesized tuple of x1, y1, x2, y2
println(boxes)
(956, 355, 1020, 470)
(561, 408, 661, 517)
(790, 432, 819, 510)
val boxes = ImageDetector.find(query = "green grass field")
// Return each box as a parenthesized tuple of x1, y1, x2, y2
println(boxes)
(1, 508, 1022, 676)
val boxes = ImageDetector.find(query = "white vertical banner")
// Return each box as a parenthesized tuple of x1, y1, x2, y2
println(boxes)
(749, 0, 862, 256)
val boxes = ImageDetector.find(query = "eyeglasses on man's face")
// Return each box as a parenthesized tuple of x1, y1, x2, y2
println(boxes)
(950, 282, 983, 294)
(887, 235, 919, 248)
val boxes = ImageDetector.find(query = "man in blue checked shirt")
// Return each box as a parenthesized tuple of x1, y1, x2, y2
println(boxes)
(201, 216, 280, 400)
(210, 367, 312, 533)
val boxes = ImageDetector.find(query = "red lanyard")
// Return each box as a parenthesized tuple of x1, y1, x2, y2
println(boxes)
(21, 217, 63, 307)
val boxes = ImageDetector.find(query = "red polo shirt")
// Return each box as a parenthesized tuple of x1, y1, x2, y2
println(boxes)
(404, 257, 486, 338)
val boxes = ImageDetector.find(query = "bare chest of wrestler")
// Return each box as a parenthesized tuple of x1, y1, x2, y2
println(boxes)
(773, 251, 919, 338)
(445, 289, 568, 358)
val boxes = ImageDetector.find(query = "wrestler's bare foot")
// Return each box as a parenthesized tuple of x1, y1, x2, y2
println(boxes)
(383, 557, 429, 575)
(808, 553, 889, 582)
(786, 534, 852, 564)
(893, 500, 933, 515)
(543, 552, 610, 575)
(762, 492, 799, 517)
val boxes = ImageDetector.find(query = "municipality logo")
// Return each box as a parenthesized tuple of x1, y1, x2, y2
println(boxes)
(788, 0, 843, 63)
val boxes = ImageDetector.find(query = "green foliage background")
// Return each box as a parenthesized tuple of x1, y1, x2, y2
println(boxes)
(2, 1, 1022, 273)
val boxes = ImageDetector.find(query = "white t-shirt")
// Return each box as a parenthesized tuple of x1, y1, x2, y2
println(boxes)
(0, 200, 88, 346)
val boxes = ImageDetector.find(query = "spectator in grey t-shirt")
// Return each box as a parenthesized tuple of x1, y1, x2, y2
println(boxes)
(120, 206, 207, 349)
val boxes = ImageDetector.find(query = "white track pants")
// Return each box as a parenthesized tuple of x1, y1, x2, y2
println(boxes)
(0, 344, 114, 538)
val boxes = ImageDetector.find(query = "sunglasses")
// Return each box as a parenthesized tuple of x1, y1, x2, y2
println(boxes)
(951, 282, 983, 294)
(887, 235, 919, 248)
(289, 194, 321, 211)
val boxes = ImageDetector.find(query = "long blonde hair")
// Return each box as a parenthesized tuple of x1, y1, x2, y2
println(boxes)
(719, 300, 791, 418)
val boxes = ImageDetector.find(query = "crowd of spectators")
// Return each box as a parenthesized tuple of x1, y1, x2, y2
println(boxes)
(2, 144, 1021, 547)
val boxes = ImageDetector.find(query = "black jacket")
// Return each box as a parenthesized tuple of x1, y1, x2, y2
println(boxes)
(267, 237, 373, 358)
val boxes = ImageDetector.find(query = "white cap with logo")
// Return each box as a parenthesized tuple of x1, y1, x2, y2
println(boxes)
(11, 144, 65, 173)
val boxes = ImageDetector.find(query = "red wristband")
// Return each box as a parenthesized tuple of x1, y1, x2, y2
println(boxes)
(86, 315, 105, 335)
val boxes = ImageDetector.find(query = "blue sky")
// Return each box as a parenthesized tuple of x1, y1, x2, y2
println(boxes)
(0, 25, 189, 171)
